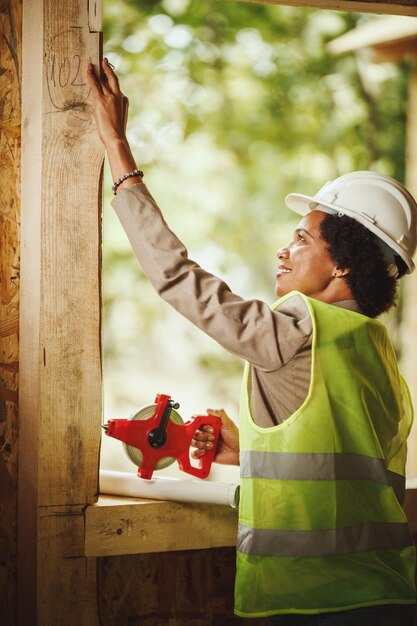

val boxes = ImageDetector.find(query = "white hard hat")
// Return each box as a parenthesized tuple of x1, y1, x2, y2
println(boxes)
(285, 171, 417, 274)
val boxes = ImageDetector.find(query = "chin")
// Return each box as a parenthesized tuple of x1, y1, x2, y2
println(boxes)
(275, 284, 290, 298)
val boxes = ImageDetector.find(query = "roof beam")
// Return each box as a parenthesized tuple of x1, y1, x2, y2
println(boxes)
(239, 0, 417, 17)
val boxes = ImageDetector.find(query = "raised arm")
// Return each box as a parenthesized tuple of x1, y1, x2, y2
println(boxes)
(87, 58, 141, 190)
(86, 60, 312, 371)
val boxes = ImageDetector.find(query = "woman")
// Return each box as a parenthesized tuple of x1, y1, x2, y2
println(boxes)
(87, 59, 416, 625)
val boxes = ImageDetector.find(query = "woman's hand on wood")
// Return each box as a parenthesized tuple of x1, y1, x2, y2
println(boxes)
(87, 58, 129, 147)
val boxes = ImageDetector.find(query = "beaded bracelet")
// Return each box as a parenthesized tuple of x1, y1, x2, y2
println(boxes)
(112, 169, 144, 195)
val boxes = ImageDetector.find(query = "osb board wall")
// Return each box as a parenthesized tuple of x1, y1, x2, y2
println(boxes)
(98, 548, 267, 626)
(0, 0, 21, 624)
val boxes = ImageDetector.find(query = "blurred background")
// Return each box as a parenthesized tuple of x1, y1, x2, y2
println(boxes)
(100, 0, 409, 482)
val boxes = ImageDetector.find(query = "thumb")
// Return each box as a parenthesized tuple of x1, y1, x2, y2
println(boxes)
(207, 408, 237, 433)
(207, 408, 229, 423)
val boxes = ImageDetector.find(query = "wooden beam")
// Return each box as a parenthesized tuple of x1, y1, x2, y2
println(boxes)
(239, 0, 417, 17)
(327, 15, 417, 55)
(38, 505, 99, 624)
(370, 39, 417, 62)
(85, 496, 238, 557)
(18, 0, 103, 623)
(402, 56, 417, 478)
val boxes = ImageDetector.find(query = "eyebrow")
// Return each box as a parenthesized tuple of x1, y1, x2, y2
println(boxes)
(295, 227, 314, 239)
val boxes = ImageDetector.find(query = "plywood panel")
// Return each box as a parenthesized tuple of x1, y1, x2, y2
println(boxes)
(98, 548, 267, 626)
(0, 1, 21, 624)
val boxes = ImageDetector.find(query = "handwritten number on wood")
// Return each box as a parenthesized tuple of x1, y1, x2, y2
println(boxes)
(71, 55, 84, 87)
(47, 30, 90, 110)
(50, 53, 85, 89)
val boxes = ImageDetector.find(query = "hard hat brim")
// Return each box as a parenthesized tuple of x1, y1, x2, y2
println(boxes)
(285, 193, 336, 216)
(285, 192, 415, 273)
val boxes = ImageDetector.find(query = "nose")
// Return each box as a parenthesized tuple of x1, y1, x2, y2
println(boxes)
(276, 245, 289, 260)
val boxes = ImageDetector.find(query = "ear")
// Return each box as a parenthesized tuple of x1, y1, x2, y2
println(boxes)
(332, 266, 350, 278)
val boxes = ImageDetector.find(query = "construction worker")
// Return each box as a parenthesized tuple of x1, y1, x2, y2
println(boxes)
(87, 59, 417, 625)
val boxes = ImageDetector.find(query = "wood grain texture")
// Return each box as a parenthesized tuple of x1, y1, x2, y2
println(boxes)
(98, 548, 267, 626)
(85, 496, 238, 557)
(37, 504, 99, 626)
(19, 0, 103, 505)
(0, 313, 19, 337)
(18, 0, 103, 623)
(0, 0, 21, 624)
(88, 0, 102, 32)
(403, 58, 417, 478)
(239, 0, 417, 16)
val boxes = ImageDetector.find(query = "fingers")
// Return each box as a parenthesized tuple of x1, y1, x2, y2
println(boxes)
(87, 63, 104, 97)
(191, 448, 206, 459)
(191, 428, 214, 448)
(190, 438, 213, 449)
(191, 408, 236, 463)
(207, 408, 231, 425)
(87, 59, 121, 98)
(207, 408, 227, 417)
(102, 57, 121, 95)
(191, 423, 215, 459)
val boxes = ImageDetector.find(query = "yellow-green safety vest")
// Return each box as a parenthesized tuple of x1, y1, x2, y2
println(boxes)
(235, 292, 416, 618)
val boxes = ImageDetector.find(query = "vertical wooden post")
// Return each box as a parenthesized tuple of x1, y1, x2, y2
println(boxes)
(403, 55, 417, 478)
(18, 1, 103, 624)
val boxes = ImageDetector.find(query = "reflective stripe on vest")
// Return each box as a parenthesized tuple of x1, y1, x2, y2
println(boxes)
(240, 450, 406, 505)
(237, 522, 412, 558)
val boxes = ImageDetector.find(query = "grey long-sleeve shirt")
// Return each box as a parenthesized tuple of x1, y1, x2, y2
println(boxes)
(112, 182, 360, 427)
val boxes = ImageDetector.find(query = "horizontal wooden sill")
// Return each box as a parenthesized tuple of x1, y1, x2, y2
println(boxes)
(84, 495, 238, 557)
(85, 483, 417, 558)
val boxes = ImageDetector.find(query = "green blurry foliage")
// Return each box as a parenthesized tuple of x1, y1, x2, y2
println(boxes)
(102, 0, 407, 408)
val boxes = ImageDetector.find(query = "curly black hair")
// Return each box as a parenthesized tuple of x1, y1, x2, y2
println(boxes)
(319, 213, 407, 318)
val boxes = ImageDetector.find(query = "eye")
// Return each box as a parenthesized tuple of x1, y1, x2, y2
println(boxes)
(297, 232, 305, 242)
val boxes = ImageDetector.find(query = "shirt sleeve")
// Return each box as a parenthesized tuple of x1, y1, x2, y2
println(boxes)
(112, 182, 312, 371)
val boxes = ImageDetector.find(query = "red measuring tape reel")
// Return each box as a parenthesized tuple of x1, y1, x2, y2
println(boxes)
(103, 394, 221, 480)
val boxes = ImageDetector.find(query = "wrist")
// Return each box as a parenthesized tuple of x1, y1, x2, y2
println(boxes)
(105, 137, 139, 185)
(112, 168, 144, 195)
(103, 135, 128, 150)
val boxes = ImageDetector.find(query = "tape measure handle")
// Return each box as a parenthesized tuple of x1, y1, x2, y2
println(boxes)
(178, 414, 222, 479)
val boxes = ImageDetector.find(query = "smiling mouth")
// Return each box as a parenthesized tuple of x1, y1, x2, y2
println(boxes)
(276, 265, 292, 278)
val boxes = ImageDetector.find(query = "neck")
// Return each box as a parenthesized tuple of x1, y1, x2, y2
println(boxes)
(309, 281, 354, 305)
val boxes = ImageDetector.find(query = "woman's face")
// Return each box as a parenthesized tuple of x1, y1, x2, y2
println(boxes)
(275, 210, 338, 299)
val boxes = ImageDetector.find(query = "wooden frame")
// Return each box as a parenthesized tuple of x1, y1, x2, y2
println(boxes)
(5, 0, 416, 624)
(327, 15, 417, 476)
(18, 0, 102, 623)
(239, 0, 417, 16)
